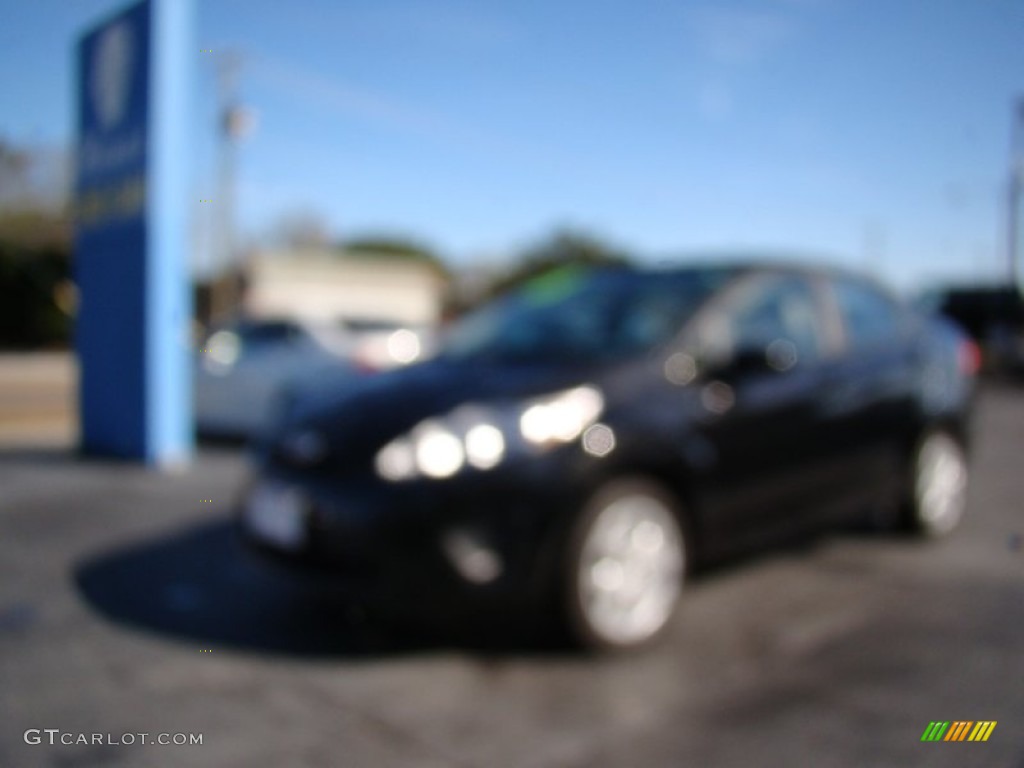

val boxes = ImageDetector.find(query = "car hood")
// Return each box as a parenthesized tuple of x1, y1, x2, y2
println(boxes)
(282, 356, 607, 446)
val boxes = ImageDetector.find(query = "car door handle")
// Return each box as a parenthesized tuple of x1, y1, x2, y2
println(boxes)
(700, 380, 736, 415)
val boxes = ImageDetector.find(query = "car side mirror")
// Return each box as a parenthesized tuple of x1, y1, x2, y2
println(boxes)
(728, 345, 774, 377)
(713, 339, 798, 381)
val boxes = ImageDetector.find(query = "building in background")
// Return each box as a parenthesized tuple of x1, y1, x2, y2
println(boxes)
(242, 247, 448, 327)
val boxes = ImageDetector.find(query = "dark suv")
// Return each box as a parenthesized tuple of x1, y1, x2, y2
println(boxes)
(919, 284, 1024, 375)
(240, 263, 977, 650)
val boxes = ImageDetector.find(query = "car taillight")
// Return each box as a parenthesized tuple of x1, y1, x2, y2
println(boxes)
(959, 339, 981, 376)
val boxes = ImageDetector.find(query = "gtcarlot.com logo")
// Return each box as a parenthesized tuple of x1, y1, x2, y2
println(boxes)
(24, 729, 203, 746)
(921, 721, 997, 742)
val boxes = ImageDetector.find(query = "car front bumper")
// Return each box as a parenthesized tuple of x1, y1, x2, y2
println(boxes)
(237, 453, 596, 607)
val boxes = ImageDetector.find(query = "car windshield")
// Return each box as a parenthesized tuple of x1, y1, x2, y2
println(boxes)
(441, 267, 735, 363)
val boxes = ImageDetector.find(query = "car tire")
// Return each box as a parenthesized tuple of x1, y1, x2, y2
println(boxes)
(905, 430, 969, 537)
(561, 477, 687, 652)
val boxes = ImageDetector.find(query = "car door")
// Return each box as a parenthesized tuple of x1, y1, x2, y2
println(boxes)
(688, 273, 836, 552)
(815, 275, 920, 509)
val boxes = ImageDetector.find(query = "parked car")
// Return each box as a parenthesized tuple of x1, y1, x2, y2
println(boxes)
(917, 284, 1024, 375)
(239, 263, 978, 650)
(339, 316, 436, 372)
(194, 317, 358, 438)
(195, 316, 434, 439)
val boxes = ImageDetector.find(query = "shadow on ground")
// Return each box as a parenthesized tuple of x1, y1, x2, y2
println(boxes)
(72, 517, 567, 661)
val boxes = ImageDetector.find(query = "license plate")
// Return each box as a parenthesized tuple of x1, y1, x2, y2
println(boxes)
(244, 481, 307, 550)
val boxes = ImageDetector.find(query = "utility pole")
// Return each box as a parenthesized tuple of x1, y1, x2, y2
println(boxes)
(1008, 97, 1024, 286)
(212, 50, 244, 321)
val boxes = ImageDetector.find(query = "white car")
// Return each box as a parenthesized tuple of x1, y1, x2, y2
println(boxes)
(340, 317, 435, 371)
(194, 316, 433, 438)
(194, 318, 355, 438)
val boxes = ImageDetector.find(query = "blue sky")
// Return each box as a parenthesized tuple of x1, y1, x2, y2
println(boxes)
(2, 0, 1023, 290)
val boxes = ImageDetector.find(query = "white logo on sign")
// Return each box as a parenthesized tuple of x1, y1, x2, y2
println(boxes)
(90, 21, 133, 130)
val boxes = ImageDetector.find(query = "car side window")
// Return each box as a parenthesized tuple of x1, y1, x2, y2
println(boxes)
(725, 276, 822, 367)
(833, 278, 904, 350)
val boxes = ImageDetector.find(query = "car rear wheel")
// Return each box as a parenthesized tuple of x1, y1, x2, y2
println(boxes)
(562, 478, 686, 651)
(908, 431, 968, 537)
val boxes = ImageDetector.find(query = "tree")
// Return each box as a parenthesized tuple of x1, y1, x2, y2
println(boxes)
(486, 227, 632, 299)
(0, 137, 69, 211)
(0, 210, 72, 348)
(0, 208, 70, 251)
(270, 209, 332, 249)
(0, 138, 72, 348)
(0, 139, 31, 204)
(341, 233, 449, 276)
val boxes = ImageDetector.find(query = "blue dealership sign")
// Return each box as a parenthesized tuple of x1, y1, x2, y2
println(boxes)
(74, 0, 194, 466)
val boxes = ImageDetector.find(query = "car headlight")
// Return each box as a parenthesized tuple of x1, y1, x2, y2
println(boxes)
(413, 420, 466, 478)
(374, 386, 603, 482)
(518, 386, 604, 445)
(375, 411, 500, 482)
(201, 330, 241, 373)
(464, 423, 505, 469)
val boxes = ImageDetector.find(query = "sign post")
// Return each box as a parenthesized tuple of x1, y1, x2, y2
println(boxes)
(74, 0, 194, 466)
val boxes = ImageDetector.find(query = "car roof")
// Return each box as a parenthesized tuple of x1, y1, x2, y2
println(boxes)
(628, 257, 876, 284)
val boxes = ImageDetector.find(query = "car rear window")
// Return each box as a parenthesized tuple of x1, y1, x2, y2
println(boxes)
(834, 278, 905, 350)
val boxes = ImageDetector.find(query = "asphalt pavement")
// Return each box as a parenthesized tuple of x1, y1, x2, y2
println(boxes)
(1, 381, 1022, 767)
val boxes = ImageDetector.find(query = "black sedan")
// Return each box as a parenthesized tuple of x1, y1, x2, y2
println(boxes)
(239, 263, 978, 650)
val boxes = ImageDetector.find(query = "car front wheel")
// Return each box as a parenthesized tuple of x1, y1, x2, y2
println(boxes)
(562, 478, 686, 651)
